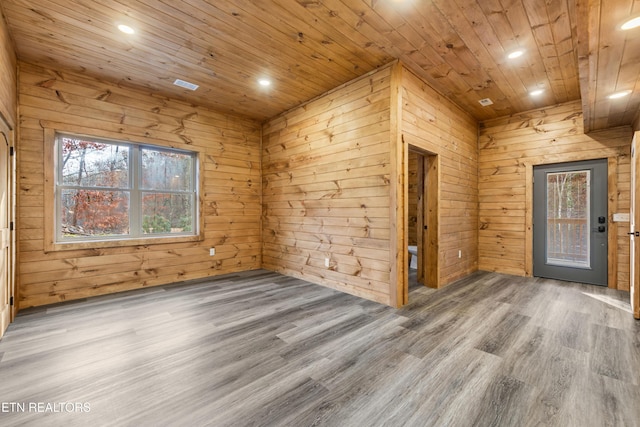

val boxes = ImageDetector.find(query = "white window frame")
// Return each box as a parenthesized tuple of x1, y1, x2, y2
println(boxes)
(45, 129, 202, 251)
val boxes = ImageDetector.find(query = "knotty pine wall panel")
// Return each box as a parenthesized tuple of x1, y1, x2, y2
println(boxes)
(262, 66, 393, 305)
(400, 67, 479, 286)
(0, 10, 16, 125)
(262, 63, 480, 305)
(17, 62, 262, 308)
(479, 100, 632, 289)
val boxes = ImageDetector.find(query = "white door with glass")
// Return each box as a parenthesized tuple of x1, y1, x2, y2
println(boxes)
(533, 159, 608, 286)
(0, 121, 13, 338)
(631, 134, 639, 318)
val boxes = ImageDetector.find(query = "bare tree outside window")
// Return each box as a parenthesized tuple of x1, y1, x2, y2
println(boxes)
(141, 148, 194, 234)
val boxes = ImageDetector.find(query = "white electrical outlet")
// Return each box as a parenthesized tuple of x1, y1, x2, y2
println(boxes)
(210, 248, 216, 256)
(458, 250, 462, 259)
(324, 258, 330, 267)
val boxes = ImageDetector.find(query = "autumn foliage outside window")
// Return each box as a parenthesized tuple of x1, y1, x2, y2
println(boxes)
(56, 134, 197, 242)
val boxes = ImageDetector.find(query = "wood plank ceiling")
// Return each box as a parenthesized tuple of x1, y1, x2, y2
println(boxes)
(1, 0, 639, 130)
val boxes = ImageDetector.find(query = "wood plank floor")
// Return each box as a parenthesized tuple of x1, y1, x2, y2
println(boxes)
(0, 270, 639, 426)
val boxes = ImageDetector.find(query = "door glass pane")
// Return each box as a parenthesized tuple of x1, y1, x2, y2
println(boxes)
(546, 170, 590, 268)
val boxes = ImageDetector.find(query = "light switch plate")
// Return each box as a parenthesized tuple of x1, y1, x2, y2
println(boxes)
(613, 213, 630, 222)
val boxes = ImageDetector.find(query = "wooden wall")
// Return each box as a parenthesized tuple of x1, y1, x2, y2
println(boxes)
(17, 62, 262, 308)
(262, 65, 393, 305)
(478, 100, 632, 290)
(0, 9, 16, 125)
(262, 62, 479, 307)
(400, 67, 479, 286)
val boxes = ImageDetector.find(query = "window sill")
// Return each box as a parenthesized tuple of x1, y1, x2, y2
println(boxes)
(45, 233, 203, 253)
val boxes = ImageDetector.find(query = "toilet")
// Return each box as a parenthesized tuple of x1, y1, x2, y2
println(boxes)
(408, 245, 418, 269)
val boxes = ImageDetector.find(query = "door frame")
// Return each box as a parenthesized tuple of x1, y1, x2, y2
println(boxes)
(402, 146, 439, 304)
(525, 157, 619, 287)
(415, 151, 439, 288)
(0, 112, 16, 338)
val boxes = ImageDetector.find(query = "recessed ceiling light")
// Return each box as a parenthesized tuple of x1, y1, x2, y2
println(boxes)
(173, 79, 199, 91)
(608, 90, 632, 99)
(117, 24, 135, 35)
(530, 89, 544, 96)
(478, 98, 493, 106)
(621, 17, 640, 30)
(507, 49, 524, 59)
(258, 79, 271, 87)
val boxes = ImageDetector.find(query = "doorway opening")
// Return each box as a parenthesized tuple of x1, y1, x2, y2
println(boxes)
(405, 148, 438, 301)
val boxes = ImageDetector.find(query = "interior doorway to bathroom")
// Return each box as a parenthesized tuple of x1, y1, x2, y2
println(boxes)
(406, 148, 439, 296)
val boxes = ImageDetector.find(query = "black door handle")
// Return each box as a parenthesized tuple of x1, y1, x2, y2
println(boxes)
(628, 231, 640, 236)
(598, 226, 606, 232)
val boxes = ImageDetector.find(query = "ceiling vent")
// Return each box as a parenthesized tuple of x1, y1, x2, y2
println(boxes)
(478, 98, 494, 106)
(173, 79, 199, 91)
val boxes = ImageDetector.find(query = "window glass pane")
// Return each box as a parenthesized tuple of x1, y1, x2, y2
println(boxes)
(61, 189, 130, 238)
(61, 137, 129, 188)
(546, 170, 590, 268)
(56, 132, 198, 244)
(141, 148, 193, 191)
(142, 193, 193, 234)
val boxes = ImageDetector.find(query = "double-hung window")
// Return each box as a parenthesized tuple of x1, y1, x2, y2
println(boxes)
(55, 133, 198, 244)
